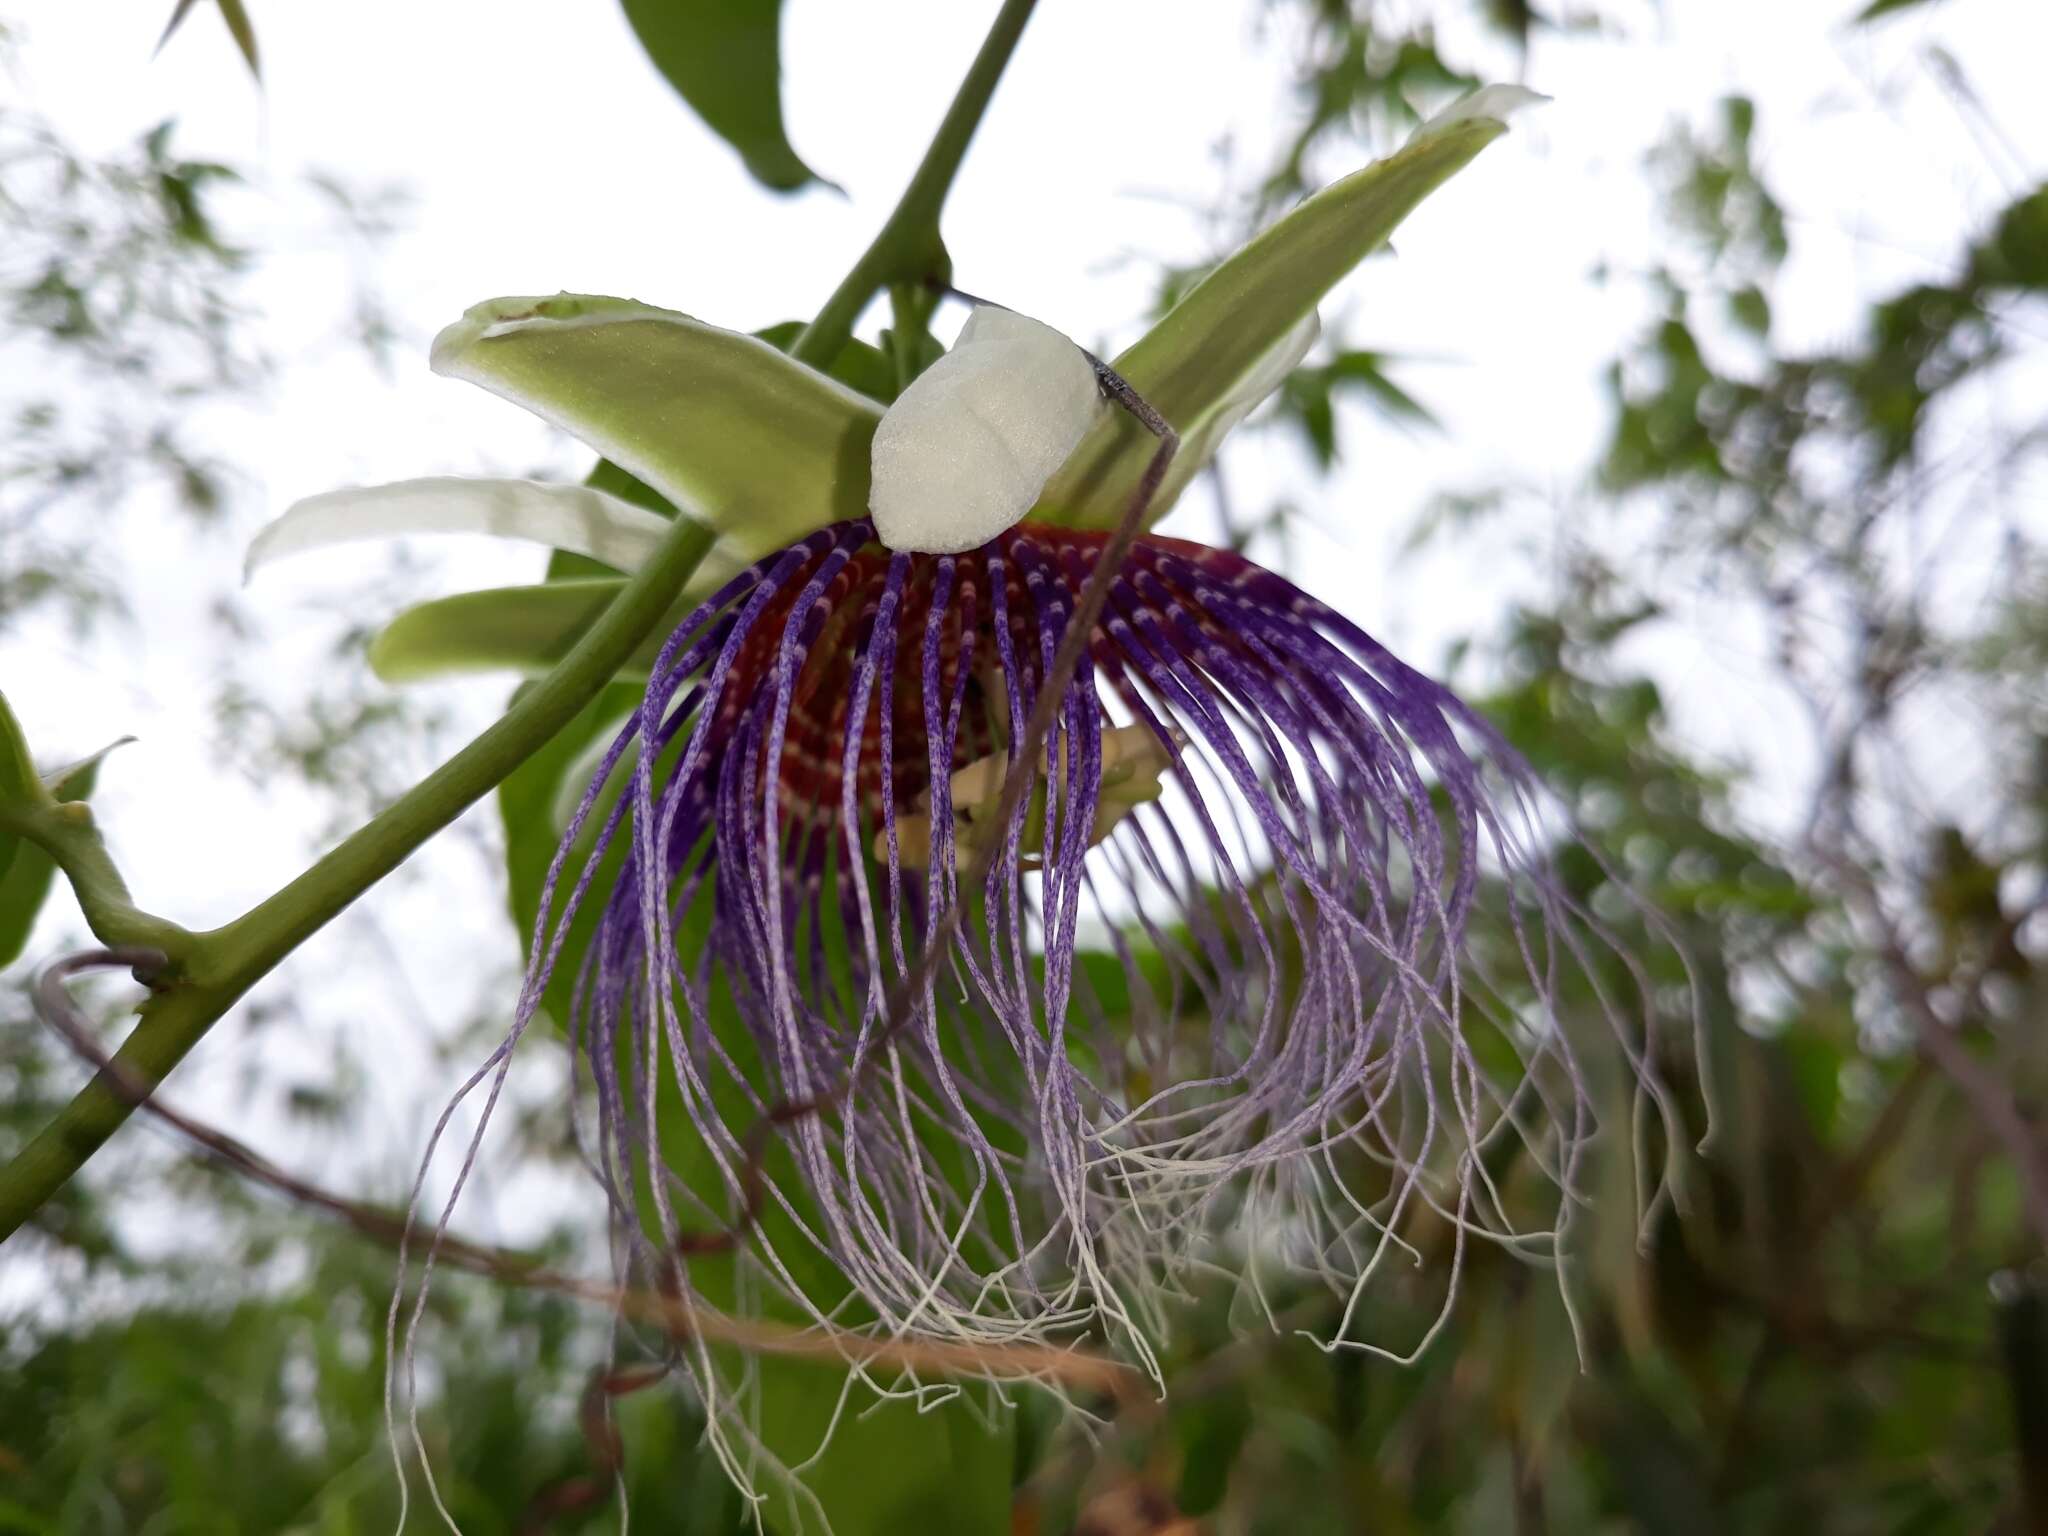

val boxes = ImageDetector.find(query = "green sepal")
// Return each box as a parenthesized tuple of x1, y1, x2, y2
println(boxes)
(367, 580, 702, 684)
(1040, 116, 1512, 528)
(620, 0, 826, 193)
(0, 692, 41, 812)
(432, 294, 878, 562)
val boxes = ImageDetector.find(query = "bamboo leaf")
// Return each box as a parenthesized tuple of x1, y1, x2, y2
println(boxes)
(155, 0, 259, 80)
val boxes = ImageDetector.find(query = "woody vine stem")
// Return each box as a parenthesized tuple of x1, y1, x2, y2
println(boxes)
(0, 0, 1043, 1241)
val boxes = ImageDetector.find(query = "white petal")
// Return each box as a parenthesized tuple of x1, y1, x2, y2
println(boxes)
(244, 476, 676, 584)
(868, 306, 1105, 554)
(1410, 84, 1550, 142)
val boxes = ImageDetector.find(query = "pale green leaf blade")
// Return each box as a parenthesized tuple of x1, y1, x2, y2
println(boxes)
(1040, 110, 1522, 528)
(621, 0, 824, 192)
(244, 477, 677, 583)
(432, 295, 878, 560)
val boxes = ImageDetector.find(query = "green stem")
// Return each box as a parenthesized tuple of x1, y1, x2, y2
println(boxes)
(0, 519, 714, 1242)
(0, 804, 190, 959)
(791, 0, 1039, 369)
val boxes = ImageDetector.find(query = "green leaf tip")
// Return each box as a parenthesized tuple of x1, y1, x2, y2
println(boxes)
(155, 0, 260, 80)
(620, 0, 827, 193)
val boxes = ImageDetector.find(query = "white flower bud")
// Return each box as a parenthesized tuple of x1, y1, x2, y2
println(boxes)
(868, 306, 1104, 554)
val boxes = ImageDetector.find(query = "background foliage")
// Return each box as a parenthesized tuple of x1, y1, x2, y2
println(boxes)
(4, 0, 2046, 1531)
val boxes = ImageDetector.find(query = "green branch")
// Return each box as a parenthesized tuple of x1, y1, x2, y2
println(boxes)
(0, 518, 714, 1241)
(0, 0, 1045, 1243)
(0, 800, 191, 961)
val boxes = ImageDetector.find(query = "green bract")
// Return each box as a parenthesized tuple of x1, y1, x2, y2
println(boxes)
(430, 294, 881, 555)
(367, 579, 684, 683)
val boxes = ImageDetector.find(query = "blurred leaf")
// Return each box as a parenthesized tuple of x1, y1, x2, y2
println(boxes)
(154, 0, 259, 79)
(432, 294, 878, 562)
(1853, 0, 1944, 22)
(620, 0, 824, 192)
(1976, 182, 2048, 291)
(1273, 348, 1439, 468)
(1729, 283, 1772, 336)
(216, 0, 258, 77)
(1043, 112, 1516, 528)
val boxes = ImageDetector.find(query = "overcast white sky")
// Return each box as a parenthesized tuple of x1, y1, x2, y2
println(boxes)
(3, 0, 2045, 1268)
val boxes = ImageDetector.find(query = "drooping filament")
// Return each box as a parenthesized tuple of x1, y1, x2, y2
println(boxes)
(518, 515, 1676, 1366)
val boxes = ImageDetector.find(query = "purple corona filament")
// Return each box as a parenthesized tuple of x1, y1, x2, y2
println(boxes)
(518, 516, 1675, 1360)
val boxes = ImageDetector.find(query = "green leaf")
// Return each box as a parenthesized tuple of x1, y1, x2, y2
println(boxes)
(1853, 0, 1943, 23)
(432, 295, 878, 560)
(0, 747, 114, 972)
(0, 691, 45, 899)
(367, 580, 700, 684)
(1040, 113, 1519, 528)
(154, 0, 259, 79)
(620, 0, 825, 192)
(1728, 284, 1773, 337)
(216, 0, 258, 77)
(0, 692, 40, 812)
